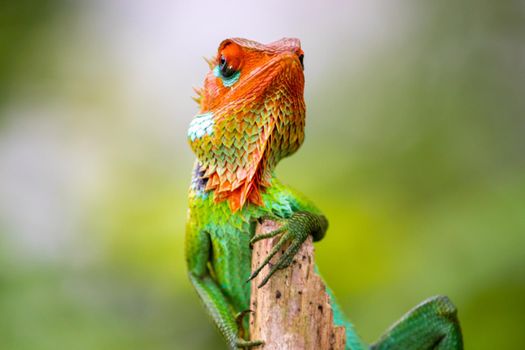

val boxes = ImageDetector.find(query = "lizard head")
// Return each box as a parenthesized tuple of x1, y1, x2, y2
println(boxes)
(189, 38, 306, 211)
(197, 38, 305, 112)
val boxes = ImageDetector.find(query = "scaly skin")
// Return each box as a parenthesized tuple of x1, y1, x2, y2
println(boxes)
(185, 38, 463, 349)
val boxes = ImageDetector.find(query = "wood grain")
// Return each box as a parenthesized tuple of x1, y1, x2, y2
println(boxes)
(249, 220, 346, 350)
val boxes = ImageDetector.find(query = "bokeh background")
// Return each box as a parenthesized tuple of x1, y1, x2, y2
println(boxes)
(1, 1, 524, 349)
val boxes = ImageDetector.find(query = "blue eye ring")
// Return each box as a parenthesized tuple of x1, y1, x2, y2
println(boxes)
(213, 56, 241, 87)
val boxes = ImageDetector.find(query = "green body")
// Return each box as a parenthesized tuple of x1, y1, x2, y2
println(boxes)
(185, 167, 462, 349)
(186, 172, 338, 346)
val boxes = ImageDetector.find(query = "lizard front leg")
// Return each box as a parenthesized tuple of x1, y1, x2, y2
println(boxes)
(247, 211, 328, 288)
(186, 223, 263, 349)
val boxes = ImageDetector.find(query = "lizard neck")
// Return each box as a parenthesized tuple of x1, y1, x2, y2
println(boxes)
(190, 159, 278, 204)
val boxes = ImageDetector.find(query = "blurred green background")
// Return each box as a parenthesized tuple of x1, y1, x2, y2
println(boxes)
(0, 1, 524, 349)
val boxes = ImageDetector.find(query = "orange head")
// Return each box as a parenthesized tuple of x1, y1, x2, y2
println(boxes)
(189, 38, 306, 211)
(199, 38, 305, 112)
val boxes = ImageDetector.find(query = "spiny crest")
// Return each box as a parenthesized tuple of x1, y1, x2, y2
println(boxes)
(188, 38, 306, 211)
(192, 87, 202, 105)
(203, 56, 215, 69)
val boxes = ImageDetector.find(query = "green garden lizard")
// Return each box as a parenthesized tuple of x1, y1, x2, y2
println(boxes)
(185, 37, 463, 349)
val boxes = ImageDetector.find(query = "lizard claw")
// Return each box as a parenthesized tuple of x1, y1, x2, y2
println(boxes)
(248, 212, 328, 288)
(236, 338, 264, 349)
(247, 227, 293, 285)
(249, 224, 287, 247)
(235, 309, 253, 340)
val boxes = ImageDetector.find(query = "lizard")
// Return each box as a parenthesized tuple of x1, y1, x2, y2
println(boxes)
(185, 37, 464, 350)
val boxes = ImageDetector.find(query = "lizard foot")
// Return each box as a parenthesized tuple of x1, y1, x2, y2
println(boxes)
(234, 310, 263, 349)
(248, 211, 328, 288)
(235, 338, 264, 349)
(235, 309, 252, 339)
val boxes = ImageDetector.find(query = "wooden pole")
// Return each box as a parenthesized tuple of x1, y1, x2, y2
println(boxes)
(249, 220, 346, 350)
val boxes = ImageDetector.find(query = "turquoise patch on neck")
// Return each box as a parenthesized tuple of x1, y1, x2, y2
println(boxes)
(188, 112, 214, 141)
(213, 65, 241, 87)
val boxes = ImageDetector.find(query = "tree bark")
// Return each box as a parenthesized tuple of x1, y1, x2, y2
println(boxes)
(249, 220, 346, 350)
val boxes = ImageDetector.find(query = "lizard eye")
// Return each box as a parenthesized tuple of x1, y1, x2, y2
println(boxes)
(219, 55, 237, 78)
(298, 54, 304, 69)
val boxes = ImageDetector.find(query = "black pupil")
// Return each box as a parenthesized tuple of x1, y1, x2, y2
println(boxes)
(219, 55, 236, 78)
(299, 54, 304, 69)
